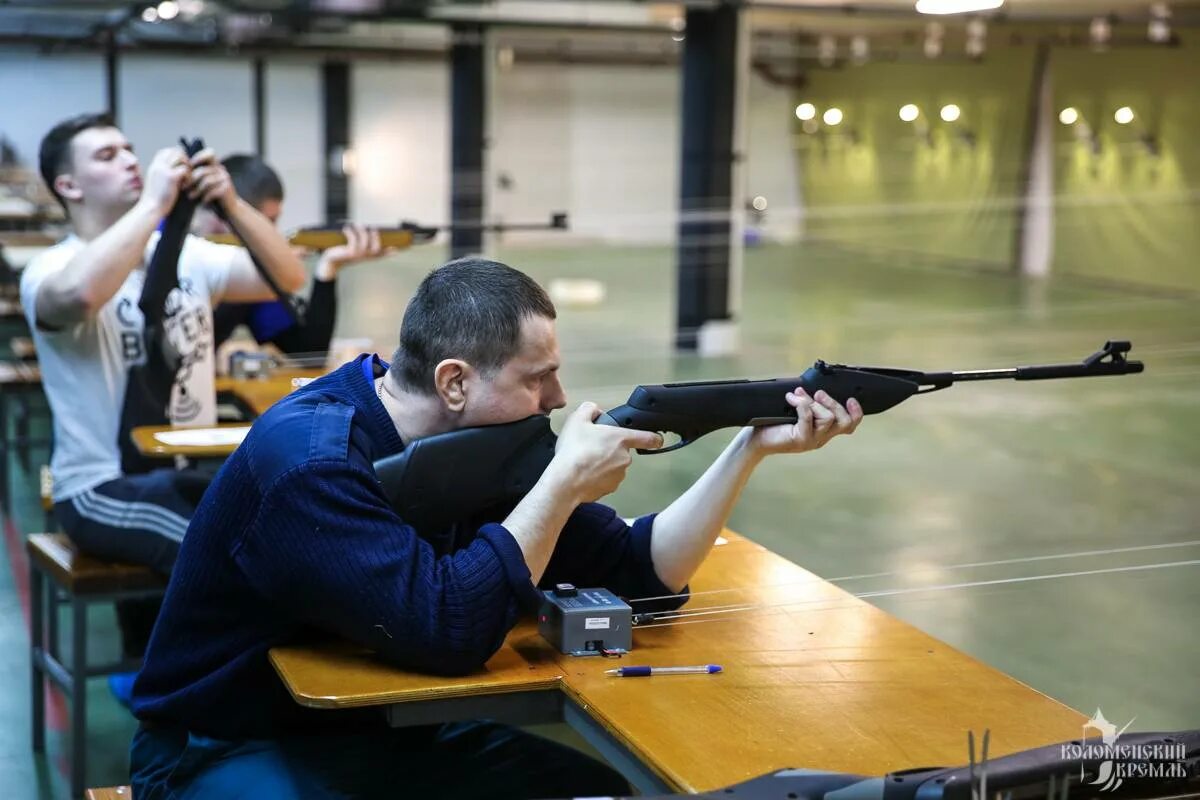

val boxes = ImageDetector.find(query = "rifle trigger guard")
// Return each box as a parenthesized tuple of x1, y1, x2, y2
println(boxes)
(637, 436, 694, 455)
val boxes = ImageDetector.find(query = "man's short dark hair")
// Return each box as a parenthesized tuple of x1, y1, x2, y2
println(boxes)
(39, 112, 114, 211)
(222, 154, 284, 208)
(392, 258, 557, 395)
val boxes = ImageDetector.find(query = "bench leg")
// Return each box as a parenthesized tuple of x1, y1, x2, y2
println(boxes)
(15, 394, 30, 470)
(48, 589, 60, 662)
(0, 387, 9, 514)
(70, 597, 87, 800)
(30, 564, 44, 752)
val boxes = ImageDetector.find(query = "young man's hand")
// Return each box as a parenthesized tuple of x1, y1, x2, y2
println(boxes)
(315, 224, 391, 280)
(140, 147, 191, 216)
(546, 402, 663, 504)
(185, 148, 237, 212)
(748, 388, 863, 458)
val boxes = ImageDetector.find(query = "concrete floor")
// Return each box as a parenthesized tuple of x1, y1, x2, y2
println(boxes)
(4, 239, 1198, 797)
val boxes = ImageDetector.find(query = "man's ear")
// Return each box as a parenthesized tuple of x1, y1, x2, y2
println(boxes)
(433, 359, 471, 412)
(53, 174, 83, 205)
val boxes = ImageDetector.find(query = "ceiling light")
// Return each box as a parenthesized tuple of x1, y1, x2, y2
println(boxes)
(899, 104, 920, 122)
(940, 104, 961, 122)
(795, 103, 816, 122)
(823, 107, 844, 126)
(916, 0, 1003, 15)
(157, 0, 179, 21)
(1058, 107, 1079, 125)
(1114, 107, 1135, 125)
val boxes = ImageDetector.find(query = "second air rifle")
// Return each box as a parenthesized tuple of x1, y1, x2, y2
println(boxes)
(205, 212, 569, 251)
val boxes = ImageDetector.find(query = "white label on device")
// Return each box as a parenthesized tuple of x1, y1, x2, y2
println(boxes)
(585, 617, 611, 630)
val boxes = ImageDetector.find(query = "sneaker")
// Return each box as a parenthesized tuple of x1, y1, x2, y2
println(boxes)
(107, 671, 137, 709)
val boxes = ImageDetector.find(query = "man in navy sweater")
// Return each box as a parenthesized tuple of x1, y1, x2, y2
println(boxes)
(130, 258, 864, 798)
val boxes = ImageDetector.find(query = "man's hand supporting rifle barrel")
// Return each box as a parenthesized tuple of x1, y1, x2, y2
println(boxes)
(375, 340, 1144, 540)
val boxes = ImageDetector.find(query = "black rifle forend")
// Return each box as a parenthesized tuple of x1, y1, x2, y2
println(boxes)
(374, 341, 1143, 532)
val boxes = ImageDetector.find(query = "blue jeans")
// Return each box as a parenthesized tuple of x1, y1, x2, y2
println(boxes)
(131, 720, 631, 799)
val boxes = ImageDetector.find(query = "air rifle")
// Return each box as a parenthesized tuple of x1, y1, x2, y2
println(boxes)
(374, 341, 1144, 533)
(205, 212, 569, 251)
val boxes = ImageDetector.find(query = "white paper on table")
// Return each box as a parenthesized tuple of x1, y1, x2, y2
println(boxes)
(153, 426, 251, 447)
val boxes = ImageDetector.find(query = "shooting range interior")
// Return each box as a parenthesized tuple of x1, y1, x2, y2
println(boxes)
(1, 1, 1197, 797)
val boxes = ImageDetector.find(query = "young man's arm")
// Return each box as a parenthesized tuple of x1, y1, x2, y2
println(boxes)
(34, 148, 186, 328)
(186, 149, 306, 302)
(648, 389, 864, 592)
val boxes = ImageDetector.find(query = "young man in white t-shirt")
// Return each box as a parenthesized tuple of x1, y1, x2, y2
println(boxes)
(20, 113, 306, 657)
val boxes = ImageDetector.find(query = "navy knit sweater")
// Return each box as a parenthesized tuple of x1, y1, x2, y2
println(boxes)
(132, 355, 686, 739)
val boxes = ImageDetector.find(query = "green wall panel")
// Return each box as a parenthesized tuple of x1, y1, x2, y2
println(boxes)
(1051, 46, 1200, 293)
(793, 47, 1038, 269)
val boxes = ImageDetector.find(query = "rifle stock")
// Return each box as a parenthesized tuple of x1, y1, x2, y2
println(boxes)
(374, 341, 1144, 531)
(206, 225, 434, 251)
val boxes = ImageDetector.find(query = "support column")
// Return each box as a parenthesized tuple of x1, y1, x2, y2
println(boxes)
(322, 61, 350, 223)
(450, 23, 487, 259)
(1016, 44, 1054, 277)
(253, 58, 267, 157)
(675, 3, 742, 353)
(104, 34, 119, 122)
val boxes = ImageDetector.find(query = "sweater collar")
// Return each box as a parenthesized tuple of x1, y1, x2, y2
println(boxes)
(346, 353, 406, 459)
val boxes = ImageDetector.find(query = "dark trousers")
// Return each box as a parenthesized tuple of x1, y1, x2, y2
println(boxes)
(55, 469, 212, 657)
(131, 721, 632, 800)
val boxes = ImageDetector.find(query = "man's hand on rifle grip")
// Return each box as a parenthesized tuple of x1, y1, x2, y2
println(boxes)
(748, 387, 863, 457)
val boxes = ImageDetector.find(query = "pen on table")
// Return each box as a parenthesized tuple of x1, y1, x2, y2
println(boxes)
(605, 665, 722, 677)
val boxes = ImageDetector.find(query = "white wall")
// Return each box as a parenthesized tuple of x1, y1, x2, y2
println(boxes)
(745, 69, 803, 242)
(352, 59, 450, 226)
(117, 54, 255, 157)
(0, 48, 105, 170)
(265, 60, 323, 231)
(489, 63, 572, 230)
(565, 65, 680, 243)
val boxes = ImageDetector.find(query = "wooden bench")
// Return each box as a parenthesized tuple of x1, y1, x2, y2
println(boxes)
(28, 533, 167, 799)
(86, 787, 132, 800)
(0, 359, 45, 512)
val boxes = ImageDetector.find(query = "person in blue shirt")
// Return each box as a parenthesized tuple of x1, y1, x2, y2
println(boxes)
(129, 257, 864, 799)
(200, 154, 389, 355)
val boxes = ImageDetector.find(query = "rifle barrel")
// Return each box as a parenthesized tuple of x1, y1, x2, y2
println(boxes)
(932, 358, 1144, 384)
(940, 368, 1018, 382)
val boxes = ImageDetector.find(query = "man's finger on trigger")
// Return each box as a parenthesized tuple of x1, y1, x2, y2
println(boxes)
(627, 429, 664, 450)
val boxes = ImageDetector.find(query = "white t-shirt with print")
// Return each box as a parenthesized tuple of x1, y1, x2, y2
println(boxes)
(20, 233, 244, 501)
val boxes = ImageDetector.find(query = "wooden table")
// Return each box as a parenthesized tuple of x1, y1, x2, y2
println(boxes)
(130, 368, 324, 457)
(271, 532, 1087, 794)
(129, 423, 251, 458)
(215, 367, 324, 417)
